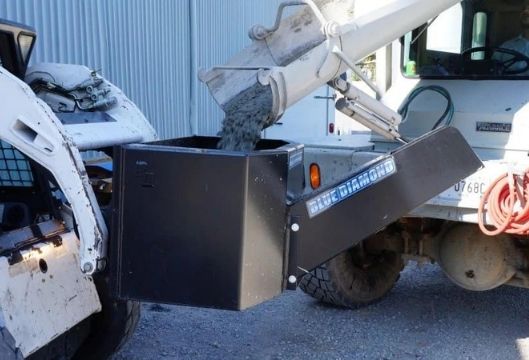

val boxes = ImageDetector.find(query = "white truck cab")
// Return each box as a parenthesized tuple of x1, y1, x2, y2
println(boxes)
(379, 0, 529, 225)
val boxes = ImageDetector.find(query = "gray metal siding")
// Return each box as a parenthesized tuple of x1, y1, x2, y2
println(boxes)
(0, 0, 281, 139)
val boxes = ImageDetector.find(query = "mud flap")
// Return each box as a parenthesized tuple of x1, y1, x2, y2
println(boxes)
(289, 126, 482, 275)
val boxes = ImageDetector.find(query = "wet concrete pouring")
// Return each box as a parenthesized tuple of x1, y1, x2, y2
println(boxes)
(216, 83, 274, 151)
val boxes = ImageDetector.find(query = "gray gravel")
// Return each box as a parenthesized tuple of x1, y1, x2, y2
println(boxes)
(115, 263, 529, 360)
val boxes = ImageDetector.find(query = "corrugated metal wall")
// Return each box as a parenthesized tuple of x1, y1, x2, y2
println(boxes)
(0, 0, 281, 139)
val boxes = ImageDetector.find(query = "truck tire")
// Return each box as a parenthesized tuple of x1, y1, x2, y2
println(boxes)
(299, 245, 403, 309)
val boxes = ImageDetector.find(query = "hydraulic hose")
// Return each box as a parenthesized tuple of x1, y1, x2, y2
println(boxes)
(478, 170, 529, 236)
(398, 85, 454, 130)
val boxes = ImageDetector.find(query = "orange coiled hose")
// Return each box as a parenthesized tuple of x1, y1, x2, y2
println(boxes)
(478, 170, 529, 236)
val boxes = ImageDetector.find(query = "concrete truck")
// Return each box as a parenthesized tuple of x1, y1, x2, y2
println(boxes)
(245, 0, 529, 309)
(0, 0, 513, 357)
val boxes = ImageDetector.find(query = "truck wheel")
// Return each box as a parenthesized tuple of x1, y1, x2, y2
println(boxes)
(299, 244, 403, 309)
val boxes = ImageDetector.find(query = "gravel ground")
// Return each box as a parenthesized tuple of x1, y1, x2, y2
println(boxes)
(115, 263, 529, 360)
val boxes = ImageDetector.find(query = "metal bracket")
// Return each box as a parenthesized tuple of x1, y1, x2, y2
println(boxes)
(249, 0, 329, 41)
(286, 217, 300, 290)
(249, 1, 307, 41)
(332, 47, 382, 98)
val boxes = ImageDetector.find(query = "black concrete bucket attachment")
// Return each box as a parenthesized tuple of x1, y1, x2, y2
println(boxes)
(110, 127, 481, 311)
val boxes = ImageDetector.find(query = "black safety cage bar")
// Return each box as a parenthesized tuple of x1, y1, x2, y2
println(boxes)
(0, 18, 36, 79)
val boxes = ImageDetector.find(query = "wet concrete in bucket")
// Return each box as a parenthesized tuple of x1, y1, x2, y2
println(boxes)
(217, 83, 274, 152)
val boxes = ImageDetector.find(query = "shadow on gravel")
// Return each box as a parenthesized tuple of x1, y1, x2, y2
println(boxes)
(116, 264, 529, 360)
(149, 304, 172, 313)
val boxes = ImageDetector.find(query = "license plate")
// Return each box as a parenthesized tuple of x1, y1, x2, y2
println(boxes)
(431, 177, 488, 208)
(427, 161, 526, 209)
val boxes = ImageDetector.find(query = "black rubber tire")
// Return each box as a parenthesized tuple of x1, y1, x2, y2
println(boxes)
(72, 275, 140, 360)
(73, 301, 140, 360)
(299, 246, 403, 309)
(26, 318, 91, 360)
(24, 277, 140, 360)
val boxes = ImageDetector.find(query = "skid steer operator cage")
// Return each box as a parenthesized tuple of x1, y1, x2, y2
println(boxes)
(0, 19, 36, 79)
(0, 141, 34, 188)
